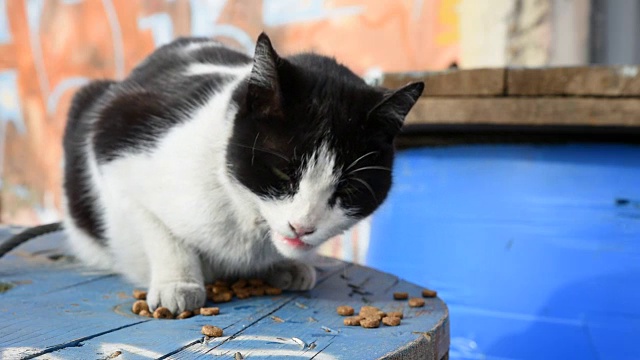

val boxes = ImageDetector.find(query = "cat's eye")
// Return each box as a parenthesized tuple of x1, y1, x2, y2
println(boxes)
(271, 167, 291, 181)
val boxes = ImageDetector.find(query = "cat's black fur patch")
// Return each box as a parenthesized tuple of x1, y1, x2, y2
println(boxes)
(63, 80, 115, 243)
(91, 38, 248, 162)
(226, 35, 423, 217)
(66, 34, 422, 235)
(93, 74, 231, 162)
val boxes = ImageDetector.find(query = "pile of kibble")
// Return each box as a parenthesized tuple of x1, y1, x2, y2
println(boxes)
(335, 288, 437, 329)
(129, 278, 283, 337)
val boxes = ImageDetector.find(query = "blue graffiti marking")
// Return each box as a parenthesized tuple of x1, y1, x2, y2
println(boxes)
(138, 13, 174, 48)
(100, 0, 125, 79)
(0, 0, 11, 44)
(47, 77, 90, 115)
(262, 0, 364, 27)
(190, 0, 254, 54)
(0, 70, 26, 134)
(26, 0, 49, 97)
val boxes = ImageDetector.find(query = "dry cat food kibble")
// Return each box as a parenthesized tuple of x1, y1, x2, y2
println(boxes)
(343, 316, 361, 326)
(132, 289, 147, 300)
(382, 316, 401, 326)
(393, 292, 408, 300)
(337, 305, 404, 328)
(153, 307, 174, 319)
(336, 305, 354, 316)
(250, 287, 266, 296)
(231, 279, 247, 289)
(214, 280, 229, 287)
(265, 287, 282, 295)
(176, 311, 193, 319)
(129, 278, 282, 318)
(132, 300, 149, 314)
(201, 325, 224, 337)
(139, 309, 152, 317)
(200, 307, 220, 316)
(211, 286, 228, 295)
(408, 298, 425, 308)
(212, 292, 233, 303)
(360, 317, 381, 328)
(387, 311, 404, 319)
(234, 289, 251, 299)
(422, 289, 437, 298)
(359, 306, 385, 320)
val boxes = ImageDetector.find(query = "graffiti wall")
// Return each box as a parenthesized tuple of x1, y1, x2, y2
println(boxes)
(0, 0, 459, 263)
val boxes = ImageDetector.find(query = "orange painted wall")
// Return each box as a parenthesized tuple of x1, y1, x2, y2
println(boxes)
(0, 0, 459, 262)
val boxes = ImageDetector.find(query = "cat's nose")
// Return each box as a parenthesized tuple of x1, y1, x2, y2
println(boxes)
(289, 222, 316, 237)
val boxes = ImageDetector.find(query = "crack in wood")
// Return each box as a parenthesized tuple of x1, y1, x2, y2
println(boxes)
(162, 264, 354, 358)
(20, 320, 148, 359)
(43, 274, 117, 294)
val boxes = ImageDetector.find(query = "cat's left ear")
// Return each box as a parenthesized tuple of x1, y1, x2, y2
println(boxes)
(248, 33, 282, 113)
(368, 82, 424, 138)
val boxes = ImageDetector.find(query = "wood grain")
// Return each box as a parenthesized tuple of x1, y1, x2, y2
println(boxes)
(406, 98, 640, 127)
(507, 66, 640, 96)
(0, 228, 449, 360)
(383, 69, 505, 96)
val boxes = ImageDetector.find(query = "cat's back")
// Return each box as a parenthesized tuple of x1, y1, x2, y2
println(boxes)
(88, 38, 253, 163)
(125, 37, 252, 93)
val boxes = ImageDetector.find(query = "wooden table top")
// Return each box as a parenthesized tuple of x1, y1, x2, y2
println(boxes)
(0, 227, 449, 360)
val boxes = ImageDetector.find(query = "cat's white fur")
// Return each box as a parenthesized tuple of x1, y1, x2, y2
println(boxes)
(63, 58, 358, 313)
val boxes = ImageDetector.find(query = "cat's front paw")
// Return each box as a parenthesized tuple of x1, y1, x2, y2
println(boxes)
(147, 281, 206, 314)
(267, 261, 317, 291)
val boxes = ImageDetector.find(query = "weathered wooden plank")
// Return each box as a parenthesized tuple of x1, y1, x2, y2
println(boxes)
(0, 230, 448, 359)
(406, 98, 640, 127)
(507, 66, 640, 96)
(383, 69, 505, 96)
(171, 264, 448, 360)
(38, 262, 349, 360)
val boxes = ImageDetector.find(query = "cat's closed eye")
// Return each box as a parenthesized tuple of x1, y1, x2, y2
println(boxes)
(271, 167, 291, 182)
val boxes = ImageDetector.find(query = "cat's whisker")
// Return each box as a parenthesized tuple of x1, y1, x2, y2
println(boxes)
(344, 151, 379, 172)
(251, 133, 260, 166)
(350, 177, 378, 203)
(228, 142, 290, 162)
(346, 166, 391, 176)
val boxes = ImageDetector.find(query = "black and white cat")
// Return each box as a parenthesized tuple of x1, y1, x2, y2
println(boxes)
(61, 33, 423, 314)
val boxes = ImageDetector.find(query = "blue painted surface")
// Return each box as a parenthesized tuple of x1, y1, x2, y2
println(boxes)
(0, 229, 448, 359)
(368, 144, 640, 360)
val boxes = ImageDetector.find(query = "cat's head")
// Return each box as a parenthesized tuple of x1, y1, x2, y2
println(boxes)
(227, 33, 423, 259)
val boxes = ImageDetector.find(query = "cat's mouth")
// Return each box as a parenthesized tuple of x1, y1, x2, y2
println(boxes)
(274, 233, 313, 250)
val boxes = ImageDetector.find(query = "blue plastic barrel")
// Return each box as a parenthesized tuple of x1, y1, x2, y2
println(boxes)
(367, 144, 640, 360)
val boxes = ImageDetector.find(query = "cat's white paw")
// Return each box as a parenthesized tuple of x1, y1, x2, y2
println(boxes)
(146, 281, 206, 314)
(267, 261, 317, 291)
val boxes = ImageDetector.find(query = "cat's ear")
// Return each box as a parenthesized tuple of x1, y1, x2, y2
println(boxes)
(247, 33, 282, 113)
(367, 82, 424, 138)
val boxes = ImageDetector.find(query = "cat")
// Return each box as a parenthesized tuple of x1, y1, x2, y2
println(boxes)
(61, 33, 423, 314)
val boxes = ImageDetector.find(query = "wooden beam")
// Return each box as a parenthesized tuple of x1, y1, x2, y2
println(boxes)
(406, 97, 640, 127)
(507, 66, 640, 96)
(382, 68, 505, 96)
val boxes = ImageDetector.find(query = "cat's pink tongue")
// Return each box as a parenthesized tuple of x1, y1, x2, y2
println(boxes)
(281, 236, 308, 248)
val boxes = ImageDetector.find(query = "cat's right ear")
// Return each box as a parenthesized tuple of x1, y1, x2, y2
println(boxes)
(247, 33, 282, 114)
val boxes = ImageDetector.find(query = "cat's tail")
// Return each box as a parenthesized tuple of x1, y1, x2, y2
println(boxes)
(0, 223, 63, 259)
